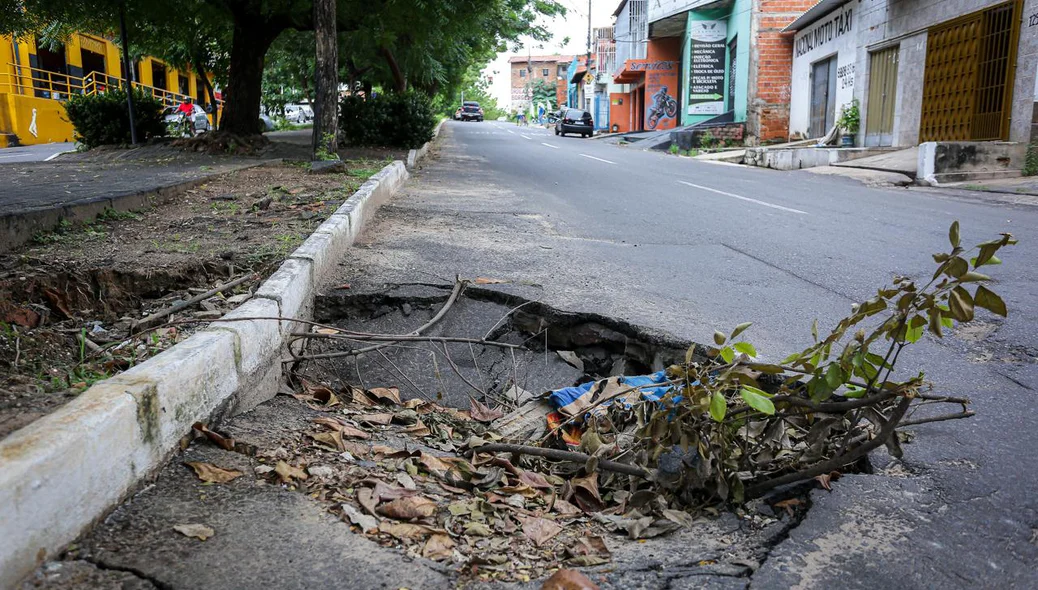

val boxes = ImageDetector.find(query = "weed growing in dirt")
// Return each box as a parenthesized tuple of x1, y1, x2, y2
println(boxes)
(32, 218, 108, 245)
(96, 208, 142, 222)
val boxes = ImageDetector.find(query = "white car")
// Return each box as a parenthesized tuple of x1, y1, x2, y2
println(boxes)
(284, 104, 314, 124)
(163, 104, 211, 135)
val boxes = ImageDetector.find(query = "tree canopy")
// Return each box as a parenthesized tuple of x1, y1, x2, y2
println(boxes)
(2, 0, 565, 134)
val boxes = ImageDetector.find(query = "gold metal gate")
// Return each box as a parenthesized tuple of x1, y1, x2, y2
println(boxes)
(919, 0, 1020, 142)
(865, 46, 899, 146)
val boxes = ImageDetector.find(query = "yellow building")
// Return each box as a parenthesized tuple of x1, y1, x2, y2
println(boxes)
(0, 33, 217, 146)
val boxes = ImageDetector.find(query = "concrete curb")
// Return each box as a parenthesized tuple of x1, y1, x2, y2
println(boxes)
(0, 160, 411, 587)
(0, 161, 269, 253)
(406, 119, 446, 170)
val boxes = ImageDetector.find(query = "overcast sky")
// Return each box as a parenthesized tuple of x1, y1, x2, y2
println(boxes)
(483, 0, 620, 107)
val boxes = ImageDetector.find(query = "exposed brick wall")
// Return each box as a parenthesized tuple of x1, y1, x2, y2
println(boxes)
(751, 0, 816, 142)
(509, 59, 570, 110)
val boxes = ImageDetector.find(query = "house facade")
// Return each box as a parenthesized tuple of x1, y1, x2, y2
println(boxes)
(508, 55, 571, 114)
(608, 0, 815, 143)
(0, 32, 215, 146)
(787, 0, 1037, 148)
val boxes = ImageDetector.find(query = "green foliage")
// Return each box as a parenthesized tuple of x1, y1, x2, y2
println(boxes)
(1024, 142, 1038, 177)
(339, 91, 436, 149)
(838, 99, 861, 134)
(582, 222, 1017, 506)
(668, 144, 680, 155)
(698, 131, 716, 148)
(64, 88, 166, 148)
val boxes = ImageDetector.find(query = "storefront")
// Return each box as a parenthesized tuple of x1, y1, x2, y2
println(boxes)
(787, 0, 857, 141)
(610, 38, 682, 132)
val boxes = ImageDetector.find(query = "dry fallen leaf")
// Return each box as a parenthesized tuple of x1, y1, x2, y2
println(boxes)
(173, 524, 215, 541)
(311, 430, 346, 451)
(192, 422, 235, 451)
(356, 413, 394, 425)
(378, 495, 437, 520)
(184, 461, 243, 484)
(474, 277, 508, 285)
(378, 521, 442, 540)
(275, 461, 308, 484)
(520, 516, 562, 547)
(552, 498, 582, 517)
(540, 569, 599, 590)
(469, 399, 504, 423)
(422, 533, 455, 561)
(313, 417, 370, 440)
(814, 470, 841, 491)
(773, 498, 803, 517)
(367, 387, 401, 405)
(341, 504, 379, 533)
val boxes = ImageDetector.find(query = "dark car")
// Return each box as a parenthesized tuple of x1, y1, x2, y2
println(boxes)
(459, 101, 484, 122)
(555, 108, 594, 137)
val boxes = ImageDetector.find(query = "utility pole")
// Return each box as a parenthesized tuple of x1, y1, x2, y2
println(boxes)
(118, 1, 138, 145)
(586, 0, 592, 113)
(312, 0, 338, 160)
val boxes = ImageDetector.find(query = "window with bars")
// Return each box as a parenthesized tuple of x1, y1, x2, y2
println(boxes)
(920, 0, 1020, 141)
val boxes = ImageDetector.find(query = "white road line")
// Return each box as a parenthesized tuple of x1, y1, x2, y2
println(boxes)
(43, 152, 63, 161)
(677, 180, 808, 215)
(520, 134, 532, 140)
(506, 129, 516, 135)
(541, 142, 559, 149)
(579, 154, 615, 164)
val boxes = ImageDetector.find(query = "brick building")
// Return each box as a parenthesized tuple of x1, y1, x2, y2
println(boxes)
(620, 0, 814, 144)
(507, 55, 572, 113)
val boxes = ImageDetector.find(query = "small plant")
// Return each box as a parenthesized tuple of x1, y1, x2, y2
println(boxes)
(1023, 142, 1038, 176)
(96, 208, 141, 222)
(838, 99, 861, 134)
(64, 88, 166, 148)
(684, 149, 699, 157)
(699, 131, 716, 149)
(315, 132, 339, 161)
(668, 144, 680, 155)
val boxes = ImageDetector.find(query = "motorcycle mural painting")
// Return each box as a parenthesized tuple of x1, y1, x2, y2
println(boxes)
(639, 60, 679, 130)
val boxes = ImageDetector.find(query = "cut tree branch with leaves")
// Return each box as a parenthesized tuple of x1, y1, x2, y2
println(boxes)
(611, 221, 1016, 504)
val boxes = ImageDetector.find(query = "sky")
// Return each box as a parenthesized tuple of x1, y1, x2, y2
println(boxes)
(483, 0, 620, 107)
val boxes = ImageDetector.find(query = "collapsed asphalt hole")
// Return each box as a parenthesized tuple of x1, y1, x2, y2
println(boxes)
(306, 283, 698, 410)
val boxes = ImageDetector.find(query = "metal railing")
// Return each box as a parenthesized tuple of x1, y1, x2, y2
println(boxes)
(2, 63, 219, 111)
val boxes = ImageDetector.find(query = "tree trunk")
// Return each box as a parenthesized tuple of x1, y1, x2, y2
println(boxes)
(312, 0, 338, 158)
(380, 46, 406, 93)
(220, 18, 280, 135)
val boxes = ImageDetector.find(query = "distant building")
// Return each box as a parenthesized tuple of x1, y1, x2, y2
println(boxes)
(0, 32, 218, 146)
(507, 54, 572, 112)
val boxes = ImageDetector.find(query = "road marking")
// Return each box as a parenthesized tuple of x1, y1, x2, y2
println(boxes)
(579, 154, 615, 164)
(541, 142, 559, 149)
(520, 134, 532, 140)
(506, 129, 515, 135)
(44, 151, 69, 161)
(677, 181, 808, 215)
(0, 154, 23, 159)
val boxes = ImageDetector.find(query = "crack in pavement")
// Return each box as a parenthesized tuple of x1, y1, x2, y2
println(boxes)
(80, 555, 169, 590)
(720, 242, 858, 303)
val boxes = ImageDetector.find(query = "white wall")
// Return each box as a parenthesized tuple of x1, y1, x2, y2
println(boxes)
(789, 2, 857, 139)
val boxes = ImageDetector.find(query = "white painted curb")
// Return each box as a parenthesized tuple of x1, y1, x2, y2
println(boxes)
(0, 161, 410, 587)
(406, 118, 446, 171)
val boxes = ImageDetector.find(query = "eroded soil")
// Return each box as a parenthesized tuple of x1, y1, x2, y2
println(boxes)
(0, 159, 389, 439)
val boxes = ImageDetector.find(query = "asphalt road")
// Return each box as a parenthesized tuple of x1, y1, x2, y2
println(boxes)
(335, 120, 1038, 587)
(0, 141, 75, 163)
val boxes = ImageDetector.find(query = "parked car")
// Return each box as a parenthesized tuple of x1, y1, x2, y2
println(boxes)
(163, 103, 211, 136)
(459, 101, 484, 122)
(555, 108, 594, 138)
(284, 104, 313, 124)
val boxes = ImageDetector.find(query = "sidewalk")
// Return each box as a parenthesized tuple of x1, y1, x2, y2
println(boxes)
(0, 146, 267, 251)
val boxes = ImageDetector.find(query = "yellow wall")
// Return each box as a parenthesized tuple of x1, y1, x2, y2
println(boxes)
(0, 94, 75, 144)
(1, 33, 219, 146)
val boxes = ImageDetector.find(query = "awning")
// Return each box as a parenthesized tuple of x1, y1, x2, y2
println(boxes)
(570, 67, 589, 84)
(613, 59, 646, 84)
(783, 0, 850, 32)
